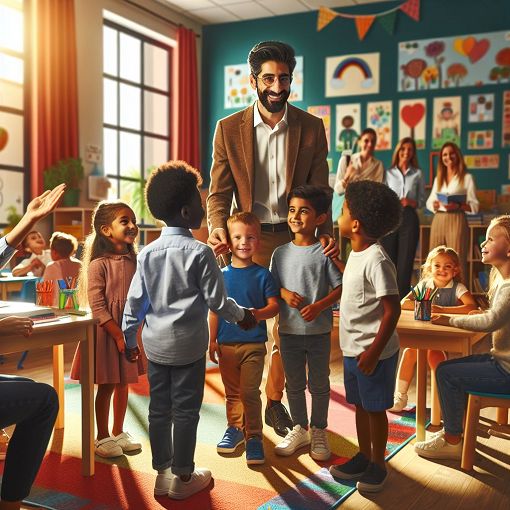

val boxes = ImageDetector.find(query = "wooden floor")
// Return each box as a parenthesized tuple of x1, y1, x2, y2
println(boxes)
(2, 339, 510, 510)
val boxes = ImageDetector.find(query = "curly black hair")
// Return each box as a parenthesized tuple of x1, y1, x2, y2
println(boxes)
(145, 160, 203, 223)
(287, 185, 333, 216)
(248, 41, 296, 77)
(345, 180, 402, 240)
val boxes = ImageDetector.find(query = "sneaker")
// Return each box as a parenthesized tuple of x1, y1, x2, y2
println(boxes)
(217, 426, 244, 453)
(414, 430, 462, 460)
(114, 431, 142, 452)
(356, 462, 388, 493)
(154, 468, 174, 496)
(265, 402, 293, 437)
(246, 437, 265, 465)
(274, 425, 310, 456)
(95, 436, 123, 458)
(167, 468, 212, 500)
(329, 452, 370, 480)
(0, 429, 9, 461)
(389, 392, 408, 412)
(310, 426, 331, 461)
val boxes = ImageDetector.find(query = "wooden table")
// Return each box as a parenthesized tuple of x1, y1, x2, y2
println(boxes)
(397, 310, 486, 441)
(0, 273, 39, 300)
(0, 313, 96, 476)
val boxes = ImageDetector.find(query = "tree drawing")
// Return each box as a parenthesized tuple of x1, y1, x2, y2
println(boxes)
(425, 41, 445, 87)
(447, 63, 468, 87)
(401, 59, 427, 90)
(490, 48, 510, 83)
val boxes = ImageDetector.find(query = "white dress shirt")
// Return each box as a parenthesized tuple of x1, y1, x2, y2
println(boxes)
(426, 173, 479, 214)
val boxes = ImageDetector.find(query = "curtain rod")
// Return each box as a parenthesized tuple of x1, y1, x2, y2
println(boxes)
(123, 0, 201, 37)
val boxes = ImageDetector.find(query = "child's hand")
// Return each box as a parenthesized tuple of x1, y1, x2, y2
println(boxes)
(237, 308, 257, 330)
(356, 348, 379, 375)
(431, 314, 450, 326)
(209, 339, 220, 364)
(300, 303, 320, 322)
(281, 288, 304, 309)
(125, 346, 140, 362)
(30, 258, 44, 271)
(431, 304, 444, 313)
(114, 335, 126, 353)
(468, 308, 485, 315)
(250, 308, 261, 323)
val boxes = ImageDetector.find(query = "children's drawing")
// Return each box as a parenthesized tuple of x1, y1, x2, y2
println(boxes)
(335, 103, 361, 152)
(432, 96, 461, 149)
(398, 30, 510, 91)
(467, 130, 494, 150)
(366, 101, 392, 150)
(0, 169, 23, 223)
(468, 94, 494, 122)
(502, 91, 510, 147)
(224, 64, 256, 109)
(307, 105, 331, 150)
(326, 53, 379, 97)
(399, 99, 426, 149)
(465, 154, 499, 169)
(288, 56, 304, 103)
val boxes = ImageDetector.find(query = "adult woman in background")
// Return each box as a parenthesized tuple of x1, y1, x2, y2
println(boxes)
(381, 137, 425, 298)
(426, 142, 479, 278)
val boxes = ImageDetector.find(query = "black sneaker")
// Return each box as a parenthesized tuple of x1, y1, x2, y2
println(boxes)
(329, 452, 370, 480)
(264, 402, 293, 437)
(356, 462, 388, 493)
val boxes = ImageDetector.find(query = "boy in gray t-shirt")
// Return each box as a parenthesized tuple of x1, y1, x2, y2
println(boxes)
(270, 185, 342, 462)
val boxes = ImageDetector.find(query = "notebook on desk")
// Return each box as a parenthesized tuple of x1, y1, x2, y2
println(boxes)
(0, 300, 56, 320)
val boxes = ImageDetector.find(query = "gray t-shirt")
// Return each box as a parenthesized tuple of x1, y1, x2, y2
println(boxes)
(270, 241, 342, 335)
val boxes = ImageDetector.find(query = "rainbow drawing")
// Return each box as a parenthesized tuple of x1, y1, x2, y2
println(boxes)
(330, 56, 374, 89)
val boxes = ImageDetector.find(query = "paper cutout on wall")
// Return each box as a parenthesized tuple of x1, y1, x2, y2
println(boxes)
(307, 105, 331, 151)
(399, 99, 426, 149)
(468, 94, 494, 122)
(398, 30, 510, 91)
(432, 96, 461, 149)
(326, 53, 379, 97)
(465, 154, 499, 169)
(336, 103, 361, 152)
(367, 101, 392, 150)
(288, 57, 304, 103)
(467, 130, 494, 150)
(502, 91, 510, 147)
(0, 170, 23, 223)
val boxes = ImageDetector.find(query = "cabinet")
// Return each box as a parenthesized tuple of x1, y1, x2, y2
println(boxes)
(52, 208, 94, 242)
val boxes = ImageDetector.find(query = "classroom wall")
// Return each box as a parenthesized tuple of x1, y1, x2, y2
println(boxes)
(201, 0, 510, 196)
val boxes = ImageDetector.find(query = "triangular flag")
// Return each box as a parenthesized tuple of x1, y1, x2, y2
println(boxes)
(355, 15, 375, 41)
(317, 6, 338, 31)
(400, 0, 421, 22)
(378, 10, 397, 35)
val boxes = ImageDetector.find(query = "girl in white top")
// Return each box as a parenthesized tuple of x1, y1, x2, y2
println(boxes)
(334, 128, 384, 195)
(415, 215, 510, 461)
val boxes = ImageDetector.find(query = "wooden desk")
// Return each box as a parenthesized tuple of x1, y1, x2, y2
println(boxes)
(0, 274, 39, 300)
(0, 314, 96, 476)
(397, 310, 486, 441)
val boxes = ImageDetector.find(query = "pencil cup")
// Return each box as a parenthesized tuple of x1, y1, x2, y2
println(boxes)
(414, 300, 432, 321)
(36, 290, 53, 307)
(58, 288, 79, 310)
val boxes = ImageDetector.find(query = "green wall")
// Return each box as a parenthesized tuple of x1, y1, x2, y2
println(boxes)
(202, 0, 510, 195)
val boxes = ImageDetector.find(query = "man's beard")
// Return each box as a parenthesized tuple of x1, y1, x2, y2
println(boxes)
(257, 87, 290, 113)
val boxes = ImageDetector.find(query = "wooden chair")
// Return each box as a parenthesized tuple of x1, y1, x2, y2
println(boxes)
(461, 391, 510, 470)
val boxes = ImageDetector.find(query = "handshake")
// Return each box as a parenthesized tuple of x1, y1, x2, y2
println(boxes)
(237, 308, 258, 330)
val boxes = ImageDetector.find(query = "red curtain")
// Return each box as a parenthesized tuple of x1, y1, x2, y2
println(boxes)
(176, 27, 200, 169)
(30, 0, 79, 197)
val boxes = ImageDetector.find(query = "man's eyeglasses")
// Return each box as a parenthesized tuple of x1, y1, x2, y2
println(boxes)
(254, 74, 292, 87)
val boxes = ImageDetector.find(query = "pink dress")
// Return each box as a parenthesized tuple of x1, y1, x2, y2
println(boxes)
(70, 252, 146, 384)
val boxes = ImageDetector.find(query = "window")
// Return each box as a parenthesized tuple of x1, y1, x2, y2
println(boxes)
(0, 0, 26, 225)
(103, 20, 172, 225)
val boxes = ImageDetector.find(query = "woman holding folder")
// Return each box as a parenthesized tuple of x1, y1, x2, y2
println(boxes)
(426, 142, 479, 277)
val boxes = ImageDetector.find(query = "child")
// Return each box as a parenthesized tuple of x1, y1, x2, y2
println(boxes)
(209, 212, 280, 465)
(390, 246, 477, 412)
(122, 161, 256, 500)
(12, 231, 52, 277)
(415, 215, 510, 460)
(70, 200, 145, 459)
(43, 232, 82, 307)
(270, 185, 342, 461)
(329, 180, 402, 493)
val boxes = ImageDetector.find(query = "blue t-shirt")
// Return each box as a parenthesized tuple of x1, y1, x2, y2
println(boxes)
(217, 263, 279, 344)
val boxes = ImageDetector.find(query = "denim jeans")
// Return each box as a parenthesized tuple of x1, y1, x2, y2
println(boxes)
(0, 375, 58, 502)
(147, 356, 205, 476)
(436, 354, 510, 435)
(279, 333, 331, 429)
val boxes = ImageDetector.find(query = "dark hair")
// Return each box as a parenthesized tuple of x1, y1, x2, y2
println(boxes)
(21, 230, 41, 248)
(287, 185, 333, 216)
(145, 160, 203, 222)
(359, 128, 377, 144)
(345, 180, 402, 240)
(50, 231, 78, 258)
(248, 41, 296, 77)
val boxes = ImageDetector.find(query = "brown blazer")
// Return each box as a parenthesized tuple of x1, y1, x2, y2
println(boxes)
(207, 103, 332, 235)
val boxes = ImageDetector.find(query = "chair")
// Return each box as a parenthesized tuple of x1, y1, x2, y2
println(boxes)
(461, 391, 510, 470)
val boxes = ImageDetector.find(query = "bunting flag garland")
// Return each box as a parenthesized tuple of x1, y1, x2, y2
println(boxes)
(317, 0, 420, 40)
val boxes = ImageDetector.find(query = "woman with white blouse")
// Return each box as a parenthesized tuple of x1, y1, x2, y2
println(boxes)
(426, 142, 479, 277)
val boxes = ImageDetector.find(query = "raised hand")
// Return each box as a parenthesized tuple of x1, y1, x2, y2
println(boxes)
(25, 184, 66, 222)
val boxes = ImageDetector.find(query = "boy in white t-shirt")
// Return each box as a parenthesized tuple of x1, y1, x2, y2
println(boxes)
(329, 180, 402, 494)
(12, 231, 52, 277)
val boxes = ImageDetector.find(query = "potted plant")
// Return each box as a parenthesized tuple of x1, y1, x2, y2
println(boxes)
(3, 205, 22, 235)
(43, 157, 84, 206)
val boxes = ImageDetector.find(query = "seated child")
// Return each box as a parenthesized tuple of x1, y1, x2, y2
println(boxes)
(390, 245, 477, 412)
(43, 232, 82, 307)
(12, 231, 52, 277)
(122, 160, 256, 500)
(270, 185, 342, 461)
(329, 180, 402, 493)
(209, 212, 280, 465)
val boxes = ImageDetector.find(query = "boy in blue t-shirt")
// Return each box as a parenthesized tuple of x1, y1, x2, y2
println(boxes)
(209, 212, 280, 465)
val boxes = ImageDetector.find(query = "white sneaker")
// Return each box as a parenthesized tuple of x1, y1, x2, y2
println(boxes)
(389, 392, 408, 412)
(114, 431, 142, 452)
(414, 430, 462, 460)
(95, 436, 123, 458)
(274, 425, 311, 456)
(167, 468, 212, 500)
(154, 468, 174, 496)
(310, 426, 331, 461)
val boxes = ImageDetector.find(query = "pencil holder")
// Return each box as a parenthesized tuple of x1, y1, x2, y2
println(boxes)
(58, 288, 79, 310)
(36, 290, 53, 307)
(414, 299, 432, 321)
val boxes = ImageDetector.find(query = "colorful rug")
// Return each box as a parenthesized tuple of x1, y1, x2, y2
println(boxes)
(2, 370, 421, 510)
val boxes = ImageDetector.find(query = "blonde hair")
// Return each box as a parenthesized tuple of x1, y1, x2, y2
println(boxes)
(78, 200, 137, 307)
(421, 245, 463, 283)
(436, 142, 467, 190)
(486, 215, 510, 300)
(50, 231, 78, 258)
(226, 212, 261, 239)
(391, 137, 419, 169)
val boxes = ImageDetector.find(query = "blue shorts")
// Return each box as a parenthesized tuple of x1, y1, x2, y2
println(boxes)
(343, 351, 398, 412)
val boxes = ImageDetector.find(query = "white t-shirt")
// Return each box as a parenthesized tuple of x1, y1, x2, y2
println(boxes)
(340, 243, 400, 359)
(13, 250, 52, 277)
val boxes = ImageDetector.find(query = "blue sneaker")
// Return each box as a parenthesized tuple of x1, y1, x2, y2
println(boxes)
(246, 437, 265, 465)
(217, 427, 244, 453)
